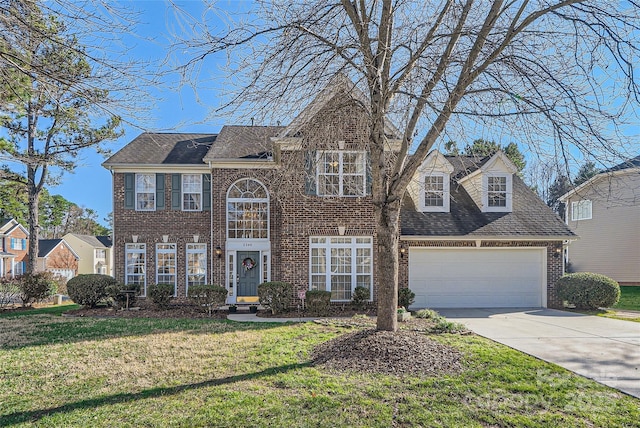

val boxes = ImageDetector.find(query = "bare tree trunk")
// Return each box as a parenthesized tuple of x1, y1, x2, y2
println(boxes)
(375, 199, 401, 331)
(26, 165, 39, 274)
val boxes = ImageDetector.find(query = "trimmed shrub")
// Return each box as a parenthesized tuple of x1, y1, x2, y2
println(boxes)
(555, 272, 620, 310)
(148, 284, 174, 309)
(306, 290, 331, 316)
(67, 274, 117, 308)
(106, 283, 141, 309)
(398, 287, 415, 309)
(0, 277, 21, 309)
(432, 318, 466, 334)
(258, 281, 293, 315)
(188, 284, 228, 315)
(17, 272, 58, 307)
(351, 286, 370, 311)
(414, 308, 440, 319)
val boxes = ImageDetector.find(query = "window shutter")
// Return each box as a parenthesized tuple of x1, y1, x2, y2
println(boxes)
(10, 238, 15, 249)
(304, 150, 317, 195)
(365, 153, 372, 196)
(124, 173, 135, 209)
(171, 174, 181, 210)
(22, 239, 26, 250)
(156, 174, 165, 210)
(202, 174, 211, 211)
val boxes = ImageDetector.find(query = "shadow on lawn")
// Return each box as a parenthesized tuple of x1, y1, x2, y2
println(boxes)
(2, 362, 312, 425)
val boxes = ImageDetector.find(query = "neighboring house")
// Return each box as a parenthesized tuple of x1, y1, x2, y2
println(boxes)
(63, 233, 114, 276)
(0, 218, 29, 278)
(103, 79, 574, 309)
(37, 239, 79, 280)
(559, 155, 640, 286)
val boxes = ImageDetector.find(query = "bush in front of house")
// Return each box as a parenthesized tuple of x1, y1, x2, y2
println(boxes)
(258, 281, 293, 315)
(67, 274, 117, 308)
(148, 284, 174, 309)
(555, 272, 620, 310)
(106, 283, 141, 309)
(351, 286, 370, 311)
(306, 290, 331, 316)
(398, 287, 415, 309)
(0, 277, 21, 309)
(17, 272, 58, 307)
(188, 284, 228, 315)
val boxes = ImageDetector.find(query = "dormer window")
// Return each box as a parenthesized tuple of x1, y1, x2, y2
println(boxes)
(483, 173, 512, 212)
(420, 173, 450, 212)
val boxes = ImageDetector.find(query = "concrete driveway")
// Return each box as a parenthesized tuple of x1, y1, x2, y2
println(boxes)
(437, 308, 640, 398)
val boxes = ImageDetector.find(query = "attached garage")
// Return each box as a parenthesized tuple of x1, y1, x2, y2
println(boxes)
(408, 247, 546, 309)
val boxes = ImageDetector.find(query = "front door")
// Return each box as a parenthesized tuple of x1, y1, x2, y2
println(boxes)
(237, 251, 260, 303)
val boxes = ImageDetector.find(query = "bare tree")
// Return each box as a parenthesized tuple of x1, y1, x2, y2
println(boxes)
(174, 1, 639, 331)
(0, 1, 158, 273)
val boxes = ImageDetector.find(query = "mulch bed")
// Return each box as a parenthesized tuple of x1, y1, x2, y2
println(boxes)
(65, 300, 228, 319)
(311, 328, 465, 377)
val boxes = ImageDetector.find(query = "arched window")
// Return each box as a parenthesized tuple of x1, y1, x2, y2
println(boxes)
(227, 178, 269, 239)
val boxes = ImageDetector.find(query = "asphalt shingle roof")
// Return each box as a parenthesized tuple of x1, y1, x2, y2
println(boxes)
(68, 234, 112, 248)
(104, 133, 217, 165)
(203, 125, 284, 161)
(401, 157, 575, 238)
(38, 239, 62, 258)
(604, 154, 640, 173)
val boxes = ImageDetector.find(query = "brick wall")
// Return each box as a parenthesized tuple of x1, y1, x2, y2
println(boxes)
(113, 173, 211, 297)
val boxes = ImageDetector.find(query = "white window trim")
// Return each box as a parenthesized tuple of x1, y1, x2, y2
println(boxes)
(309, 236, 373, 302)
(135, 173, 156, 211)
(186, 243, 207, 294)
(125, 243, 147, 296)
(316, 151, 367, 197)
(419, 172, 450, 212)
(226, 178, 270, 240)
(182, 174, 203, 212)
(156, 243, 177, 296)
(482, 173, 512, 212)
(571, 200, 592, 221)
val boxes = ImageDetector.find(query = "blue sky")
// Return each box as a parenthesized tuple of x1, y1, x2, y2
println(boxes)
(50, 1, 223, 225)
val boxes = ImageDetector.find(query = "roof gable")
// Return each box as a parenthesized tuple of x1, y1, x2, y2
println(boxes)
(203, 125, 284, 162)
(0, 218, 29, 237)
(419, 150, 455, 174)
(38, 239, 79, 259)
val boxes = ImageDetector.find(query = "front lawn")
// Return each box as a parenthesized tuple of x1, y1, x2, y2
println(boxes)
(1, 311, 638, 427)
(614, 286, 640, 311)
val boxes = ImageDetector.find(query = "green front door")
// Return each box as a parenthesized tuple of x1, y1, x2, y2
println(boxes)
(237, 251, 260, 303)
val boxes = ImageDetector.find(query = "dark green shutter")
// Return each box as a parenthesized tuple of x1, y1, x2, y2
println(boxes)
(171, 174, 181, 210)
(365, 153, 372, 196)
(156, 174, 165, 209)
(304, 150, 317, 195)
(202, 174, 211, 211)
(124, 173, 135, 209)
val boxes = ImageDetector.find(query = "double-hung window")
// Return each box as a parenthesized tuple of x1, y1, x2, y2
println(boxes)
(310, 237, 373, 301)
(11, 238, 25, 250)
(136, 173, 155, 211)
(571, 200, 592, 221)
(317, 151, 366, 197)
(186, 243, 207, 291)
(125, 243, 146, 294)
(420, 173, 450, 212)
(182, 174, 202, 211)
(156, 244, 177, 295)
(95, 249, 106, 259)
(483, 173, 512, 212)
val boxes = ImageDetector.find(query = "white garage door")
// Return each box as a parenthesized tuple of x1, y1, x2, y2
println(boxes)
(408, 248, 546, 309)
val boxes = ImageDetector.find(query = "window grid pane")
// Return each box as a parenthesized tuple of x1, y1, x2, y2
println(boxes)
(183, 174, 202, 211)
(136, 174, 155, 211)
(488, 176, 507, 207)
(186, 244, 207, 287)
(317, 151, 366, 197)
(156, 244, 176, 294)
(125, 244, 146, 292)
(424, 176, 444, 207)
(227, 179, 269, 239)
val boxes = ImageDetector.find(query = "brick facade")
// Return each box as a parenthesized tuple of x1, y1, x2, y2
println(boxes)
(1, 226, 28, 277)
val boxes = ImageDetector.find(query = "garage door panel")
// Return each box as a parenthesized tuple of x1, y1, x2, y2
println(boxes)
(408, 248, 544, 309)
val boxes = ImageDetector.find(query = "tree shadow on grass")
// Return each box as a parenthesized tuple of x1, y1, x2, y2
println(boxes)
(2, 362, 311, 426)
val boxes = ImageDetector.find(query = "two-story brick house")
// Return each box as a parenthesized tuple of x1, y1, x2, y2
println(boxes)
(0, 218, 29, 278)
(104, 80, 574, 309)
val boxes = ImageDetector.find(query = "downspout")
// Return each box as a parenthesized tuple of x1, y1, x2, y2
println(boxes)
(208, 162, 214, 288)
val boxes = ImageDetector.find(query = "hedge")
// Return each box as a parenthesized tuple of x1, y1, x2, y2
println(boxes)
(67, 274, 117, 308)
(555, 272, 620, 310)
(258, 281, 293, 315)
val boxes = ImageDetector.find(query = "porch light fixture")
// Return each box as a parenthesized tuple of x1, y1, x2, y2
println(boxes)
(131, 235, 138, 243)
(215, 246, 223, 258)
(554, 247, 562, 258)
(400, 246, 407, 258)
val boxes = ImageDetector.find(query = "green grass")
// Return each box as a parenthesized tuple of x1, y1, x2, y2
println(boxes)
(0, 303, 80, 318)
(1, 313, 638, 427)
(614, 286, 640, 311)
